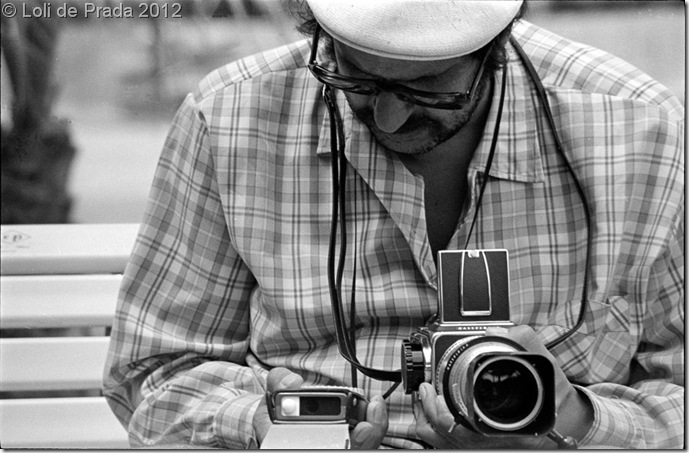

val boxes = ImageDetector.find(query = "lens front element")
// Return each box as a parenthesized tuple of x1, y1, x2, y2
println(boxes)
(472, 356, 544, 431)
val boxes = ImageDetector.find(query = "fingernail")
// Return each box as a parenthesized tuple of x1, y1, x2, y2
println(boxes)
(354, 426, 371, 444)
(372, 401, 385, 419)
(419, 384, 427, 400)
(486, 327, 509, 336)
(279, 375, 300, 388)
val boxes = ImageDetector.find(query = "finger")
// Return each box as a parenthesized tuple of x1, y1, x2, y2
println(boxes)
(350, 421, 375, 449)
(510, 325, 551, 354)
(486, 325, 549, 355)
(413, 395, 440, 444)
(266, 367, 304, 392)
(367, 395, 389, 435)
(426, 393, 501, 449)
(413, 386, 451, 448)
(351, 396, 387, 449)
(367, 396, 389, 447)
(418, 383, 440, 424)
(257, 368, 304, 446)
(484, 326, 510, 338)
(433, 392, 458, 433)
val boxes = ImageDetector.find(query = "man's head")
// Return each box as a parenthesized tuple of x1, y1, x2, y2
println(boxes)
(291, 0, 526, 155)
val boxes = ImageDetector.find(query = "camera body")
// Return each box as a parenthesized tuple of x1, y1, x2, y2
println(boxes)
(261, 386, 368, 449)
(266, 386, 368, 426)
(402, 250, 556, 436)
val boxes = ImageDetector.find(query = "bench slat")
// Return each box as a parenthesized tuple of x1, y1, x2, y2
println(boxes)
(1, 223, 138, 275)
(1, 337, 111, 392)
(1, 223, 138, 448)
(1, 274, 122, 329)
(0, 396, 130, 448)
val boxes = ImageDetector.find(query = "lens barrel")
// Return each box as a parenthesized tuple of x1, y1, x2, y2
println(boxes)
(435, 336, 555, 436)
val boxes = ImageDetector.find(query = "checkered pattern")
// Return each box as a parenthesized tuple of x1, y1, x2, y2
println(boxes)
(103, 20, 684, 448)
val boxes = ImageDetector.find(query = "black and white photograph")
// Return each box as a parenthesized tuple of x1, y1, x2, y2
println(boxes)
(0, 0, 684, 449)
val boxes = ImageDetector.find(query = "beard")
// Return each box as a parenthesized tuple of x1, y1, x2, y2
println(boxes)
(348, 77, 487, 155)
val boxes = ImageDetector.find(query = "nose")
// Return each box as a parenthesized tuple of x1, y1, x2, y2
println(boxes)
(373, 91, 414, 134)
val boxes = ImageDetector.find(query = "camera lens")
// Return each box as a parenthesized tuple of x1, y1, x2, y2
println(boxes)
(436, 336, 550, 434)
(438, 337, 516, 420)
(473, 356, 543, 431)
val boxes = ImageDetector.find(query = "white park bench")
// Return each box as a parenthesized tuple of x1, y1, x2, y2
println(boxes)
(0, 223, 138, 448)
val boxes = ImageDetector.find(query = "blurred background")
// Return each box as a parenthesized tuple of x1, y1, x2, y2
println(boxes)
(0, 0, 684, 225)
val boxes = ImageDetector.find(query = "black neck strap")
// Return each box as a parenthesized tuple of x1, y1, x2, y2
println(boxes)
(464, 60, 508, 248)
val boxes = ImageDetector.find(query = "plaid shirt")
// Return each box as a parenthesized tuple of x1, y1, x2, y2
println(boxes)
(103, 21, 684, 448)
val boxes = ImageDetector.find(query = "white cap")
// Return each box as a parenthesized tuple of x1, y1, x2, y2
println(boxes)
(306, 0, 523, 61)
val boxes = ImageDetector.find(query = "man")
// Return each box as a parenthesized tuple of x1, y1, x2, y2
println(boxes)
(103, 0, 684, 449)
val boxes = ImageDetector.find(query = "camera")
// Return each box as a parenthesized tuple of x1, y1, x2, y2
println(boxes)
(261, 386, 368, 449)
(266, 386, 368, 426)
(401, 250, 556, 436)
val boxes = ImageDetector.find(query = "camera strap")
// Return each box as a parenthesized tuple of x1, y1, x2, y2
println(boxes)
(324, 85, 402, 383)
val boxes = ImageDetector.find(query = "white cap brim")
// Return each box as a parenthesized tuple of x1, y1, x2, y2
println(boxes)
(306, 0, 523, 61)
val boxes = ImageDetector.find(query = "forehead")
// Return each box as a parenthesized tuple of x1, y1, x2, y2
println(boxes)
(332, 39, 472, 80)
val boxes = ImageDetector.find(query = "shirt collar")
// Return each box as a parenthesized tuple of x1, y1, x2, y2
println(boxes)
(315, 41, 546, 184)
(468, 43, 546, 183)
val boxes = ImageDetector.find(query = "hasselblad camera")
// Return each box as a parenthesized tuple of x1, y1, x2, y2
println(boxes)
(401, 249, 556, 436)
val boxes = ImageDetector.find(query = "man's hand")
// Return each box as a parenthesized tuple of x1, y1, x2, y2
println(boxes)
(413, 325, 593, 449)
(253, 367, 305, 445)
(252, 367, 389, 449)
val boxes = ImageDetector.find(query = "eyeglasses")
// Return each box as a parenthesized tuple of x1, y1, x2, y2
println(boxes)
(307, 25, 489, 110)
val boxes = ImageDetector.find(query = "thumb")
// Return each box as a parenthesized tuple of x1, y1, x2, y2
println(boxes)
(254, 368, 304, 445)
(266, 367, 304, 393)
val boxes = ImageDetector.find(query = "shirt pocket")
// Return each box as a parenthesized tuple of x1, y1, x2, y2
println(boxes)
(544, 296, 633, 385)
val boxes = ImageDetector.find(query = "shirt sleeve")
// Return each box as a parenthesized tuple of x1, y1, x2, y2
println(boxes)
(578, 207, 685, 448)
(103, 93, 263, 448)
